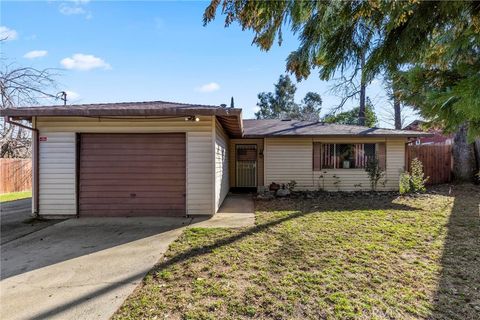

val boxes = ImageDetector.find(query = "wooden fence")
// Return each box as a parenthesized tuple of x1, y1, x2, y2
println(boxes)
(0, 159, 32, 193)
(405, 144, 452, 185)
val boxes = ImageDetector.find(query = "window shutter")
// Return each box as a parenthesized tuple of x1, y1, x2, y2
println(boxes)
(377, 142, 386, 170)
(313, 142, 321, 171)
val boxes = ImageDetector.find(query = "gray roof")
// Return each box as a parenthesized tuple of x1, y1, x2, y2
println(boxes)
(0, 100, 244, 137)
(243, 119, 431, 137)
(0, 100, 241, 117)
(1, 100, 430, 138)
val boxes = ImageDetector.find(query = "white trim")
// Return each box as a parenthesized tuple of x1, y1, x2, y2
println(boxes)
(211, 118, 216, 215)
(185, 132, 189, 216)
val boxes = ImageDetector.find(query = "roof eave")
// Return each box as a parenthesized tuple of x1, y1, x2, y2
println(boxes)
(1, 106, 244, 138)
(0, 107, 242, 117)
(243, 133, 434, 138)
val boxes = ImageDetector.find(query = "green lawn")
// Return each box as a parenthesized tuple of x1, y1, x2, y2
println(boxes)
(0, 190, 32, 203)
(114, 184, 479, 320)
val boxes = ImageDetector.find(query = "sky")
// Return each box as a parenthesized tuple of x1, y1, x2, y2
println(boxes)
(1, 0, 415, 126)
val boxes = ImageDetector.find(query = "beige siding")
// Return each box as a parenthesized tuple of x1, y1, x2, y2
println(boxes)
(265, 137, 406, 191)
(187, 131, 214, 215)
(36, 116, 215, 216)
(214, 120, 229, 211)
(265, 138, 312, 189)
(385, 139, 406, 189)
(38, 132, 76, 216)
(229, 139, 264, 188)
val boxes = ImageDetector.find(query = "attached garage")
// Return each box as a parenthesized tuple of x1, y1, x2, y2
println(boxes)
(1, 101, 241, 218)
(79, 133, 186, 217)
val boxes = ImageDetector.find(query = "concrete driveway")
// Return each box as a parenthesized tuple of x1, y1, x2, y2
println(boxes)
(0, 217, 191, 320)
(0, 194, 254, 320)
(0, 198, 61, 244)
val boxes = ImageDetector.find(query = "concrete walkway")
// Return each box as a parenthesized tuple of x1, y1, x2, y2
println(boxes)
(0, 194, 255, 320)
(191, 193, 255, 228)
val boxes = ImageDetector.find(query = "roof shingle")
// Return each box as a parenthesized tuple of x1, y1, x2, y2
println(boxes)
(243, 119, 430, 137)
(1, 100, 430, 138)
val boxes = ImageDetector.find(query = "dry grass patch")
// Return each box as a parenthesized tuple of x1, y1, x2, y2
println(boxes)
(114, 184, 479, 320)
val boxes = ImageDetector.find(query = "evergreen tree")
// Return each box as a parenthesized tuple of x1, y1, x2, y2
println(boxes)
(324, 98, 378, 128)
(204, 0, 479, 134)
(300, 92, 322, 121)
(255, 75, 298, 119)
(255, 75, 322, 121)
(204, 0, 480, 180)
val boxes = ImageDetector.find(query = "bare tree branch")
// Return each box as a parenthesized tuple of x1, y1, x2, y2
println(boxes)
(0, 56, 59, 158)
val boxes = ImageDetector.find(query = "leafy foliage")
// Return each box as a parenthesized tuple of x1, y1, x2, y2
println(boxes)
(204, 0, 480, 137)
(299, 92, 322, 121)
(255, 75, 297, 119)
(365, 157, 385, 191)
(255, 75, 322, 121)
(399, 158, 429, 194)
(323, 97, 378, 127)
(399, 172, 411, 195)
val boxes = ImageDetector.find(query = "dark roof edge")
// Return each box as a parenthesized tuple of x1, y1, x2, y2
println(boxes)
(0, 106, 242, 117)
(244, 132, 433, 138)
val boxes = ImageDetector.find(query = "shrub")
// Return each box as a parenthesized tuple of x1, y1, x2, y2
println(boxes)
(365, 157, 385, 191)
(410, 158, 428, 192)
(399, 172, 411, 194)
(399, 158, 429, 194)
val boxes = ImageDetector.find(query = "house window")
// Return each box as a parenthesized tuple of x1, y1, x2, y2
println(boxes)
(313, 142, 386, 170)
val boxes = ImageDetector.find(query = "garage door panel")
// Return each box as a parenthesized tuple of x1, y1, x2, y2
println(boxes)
(82, 153, 185, 163)
(80, 181, 186, 188)
(80, 204, 185, 211)
(82, 137, 186, 144)
(81, 133, 184, 141)
(80, 199, 185, 206)
(81, 165, 185, 171)
(82, 190, 183, 199)
(79, 209, 184, 217)
(78, 144, 182, 156)
(80, 159, 183, 168)
(80, 172, 185, 180)
(79, 133, 186, 217)
(80, 163, 183, 174)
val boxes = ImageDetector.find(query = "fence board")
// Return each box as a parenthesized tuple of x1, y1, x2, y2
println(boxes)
(0, 159, 32, 193)
(406, 144, 452, 185)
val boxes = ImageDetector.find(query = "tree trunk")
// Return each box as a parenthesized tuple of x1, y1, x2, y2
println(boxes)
(393, 96, 402, 129)
(388, 65, 402, 129)
(452, 123, 476, 181)
(393, 91, 402, 129)
(474, 139, 480, 183)
(358, 54, 366, 126)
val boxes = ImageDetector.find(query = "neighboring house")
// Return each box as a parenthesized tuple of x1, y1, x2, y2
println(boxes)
(403, 120, 453, 145)
(1, 101, 428, 218)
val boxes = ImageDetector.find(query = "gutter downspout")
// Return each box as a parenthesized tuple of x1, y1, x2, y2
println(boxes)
(5, 116, 39, 216)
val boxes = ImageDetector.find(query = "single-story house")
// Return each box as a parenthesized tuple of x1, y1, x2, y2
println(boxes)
(1, 101, 429, 218)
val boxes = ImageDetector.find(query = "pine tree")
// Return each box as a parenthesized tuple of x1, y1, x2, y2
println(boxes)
(204, 0, 480, 180)
(324, 98, 378, 128)
(255, 75, 322, 121)
(255, 75, 298, 119)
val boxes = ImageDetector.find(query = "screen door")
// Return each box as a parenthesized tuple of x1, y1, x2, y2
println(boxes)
(236, 145, 257, 187)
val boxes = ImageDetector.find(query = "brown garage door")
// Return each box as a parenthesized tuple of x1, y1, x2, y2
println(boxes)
(79, 133, 186, 217)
